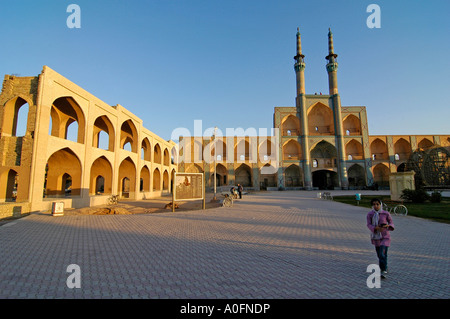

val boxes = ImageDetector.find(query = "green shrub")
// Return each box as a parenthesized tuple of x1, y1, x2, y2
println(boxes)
(430, 191, 442, 203)
(400, 188, 430, 203)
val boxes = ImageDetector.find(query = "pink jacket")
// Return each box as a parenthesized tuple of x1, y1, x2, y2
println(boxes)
(366, 210, 395, 247)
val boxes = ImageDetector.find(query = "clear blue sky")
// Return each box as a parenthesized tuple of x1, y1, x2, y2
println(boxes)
(1, 0, 449, 141)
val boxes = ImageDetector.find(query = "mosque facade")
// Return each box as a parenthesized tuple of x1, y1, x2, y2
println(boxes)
(179, 29, 450, 191)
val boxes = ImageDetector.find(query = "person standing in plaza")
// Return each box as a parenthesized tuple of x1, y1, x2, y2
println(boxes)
(237, 184, 243, 199)
(366, 198, 394, 278)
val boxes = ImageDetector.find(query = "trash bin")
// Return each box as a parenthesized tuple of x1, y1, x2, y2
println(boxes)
(52, 202, 64, 216)
(355, 193, 361, 205)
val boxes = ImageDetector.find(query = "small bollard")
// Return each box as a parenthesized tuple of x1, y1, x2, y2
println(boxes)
(355, 193, 361, 205)
(52, 202, 64, 216)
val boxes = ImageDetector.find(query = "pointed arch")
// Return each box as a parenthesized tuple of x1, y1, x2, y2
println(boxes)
(343, 114, 361, 136)
(140, 165, 150, 192)
(0, 169, 18, 202)
(345, 139, 364, 160)
(284, 164, 302, 187)
(118, 157, 136, 198)
(212, 138, 227, 162)
(235, 163, 252, 187)
(418, 138, 434, 151)
(373, 163, 390, 187)
(141, 138, 151, 161)
(259, 138, 276, 161)
(193, 139, 204, 163)
(283, 139, 302, 160)
(153, 143, 162, 164)
(153, 167, 161, 191)
(394, 138, 411, 162)
(281, 114, 301, 136)
(210, 163, 228, 187)
(235, 139, 252, 162)
(308, 103, 334, 135)
(310, 140, 337, 170)
(90, 156, 113, 195)
(2, 96, 32, 137)
(370, 138, 388, 160)
(120, 119, 138, 152)
(163, 148, 170, 166)
(186, 164, 203, 173)
(93, 115, 115, 151)
(49, 96, 86, 143)
(347, 164, 366, 187)
(163, 170, 169, 190)
(45, 147, 82, 197)
(260, 163, 277, 188)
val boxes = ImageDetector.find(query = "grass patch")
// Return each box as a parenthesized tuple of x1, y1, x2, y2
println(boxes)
(333, 195, 450, 224)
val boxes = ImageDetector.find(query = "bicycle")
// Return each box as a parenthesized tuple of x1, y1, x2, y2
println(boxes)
(393, 204, 408, 216)
(108, 195, 119, 205)
(222, 194, 233, 207)
(382, 202, 408, 216)
(321, 192, 333, 200)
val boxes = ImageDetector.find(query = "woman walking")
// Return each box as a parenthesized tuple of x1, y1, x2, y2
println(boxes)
(366, 198, 395, 278)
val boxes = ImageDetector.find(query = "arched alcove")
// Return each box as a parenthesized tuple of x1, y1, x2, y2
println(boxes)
(140, 165, 150, 192)
(281, 115, 301, 136)
(345, 139, 364, 160)
(283, 139, 302, 160)
(153, 168, 161, 191)
(347, 164, 366, 187)
(0, 169, 18, 202)
(45, 148, 82, 197)
(370, 138, 388, 160)
(90, 156, 113, 195)
(308, 103, 334, 135)
(120, 120, 138, 152)
(310, 141, 337, 169)
(284, 164, 302, 187)
(118, 157, 136, 198)
(235, 164, 252, 187)
(1, 96, 30, 137)
(93, 115, 115, 151)
(343, 114, 361, 136)
(49, 96, 86, 144)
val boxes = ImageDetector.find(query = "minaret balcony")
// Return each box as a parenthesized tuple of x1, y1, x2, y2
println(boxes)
(326, 62, 338, 73)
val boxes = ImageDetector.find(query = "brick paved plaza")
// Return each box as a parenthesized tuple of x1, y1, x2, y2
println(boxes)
(0, 191, 449, 300)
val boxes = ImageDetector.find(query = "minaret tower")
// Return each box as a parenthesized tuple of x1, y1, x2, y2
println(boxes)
(294, 28, 306, 95)
(294, 28, 312, 189)
(325, 28, 349, 189)
(326, 28, 339, 95)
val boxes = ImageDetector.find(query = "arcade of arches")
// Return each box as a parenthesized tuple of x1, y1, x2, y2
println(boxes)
(0, 67, 177, 216)
(1, 61, 449, 218)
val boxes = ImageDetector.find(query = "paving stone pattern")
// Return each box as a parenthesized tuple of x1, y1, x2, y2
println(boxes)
(0, 191, 449, 299)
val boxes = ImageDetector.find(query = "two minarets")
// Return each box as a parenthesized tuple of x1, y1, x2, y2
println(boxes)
(293, 28, 349, 189)
(294, 27, 339, 96)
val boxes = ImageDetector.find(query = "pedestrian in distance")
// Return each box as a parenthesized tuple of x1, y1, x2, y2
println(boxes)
(237, 184, 243, 199)
(230, 186, 237, 199)
(366, 198, 395, 278)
